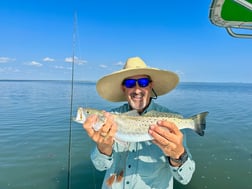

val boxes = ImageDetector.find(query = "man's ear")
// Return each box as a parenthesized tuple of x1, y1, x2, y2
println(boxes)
(150, 81, 154, 88)
(121, 85, 125, 92)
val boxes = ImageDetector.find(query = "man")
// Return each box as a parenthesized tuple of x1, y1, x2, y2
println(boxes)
(83, 57, 195, 189)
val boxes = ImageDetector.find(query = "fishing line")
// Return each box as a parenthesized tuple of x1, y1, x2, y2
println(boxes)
(67, 12, 98, 189)
(67, 12, 77, 189)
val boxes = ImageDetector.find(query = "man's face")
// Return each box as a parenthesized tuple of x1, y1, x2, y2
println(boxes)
(121, 75, 153, 113)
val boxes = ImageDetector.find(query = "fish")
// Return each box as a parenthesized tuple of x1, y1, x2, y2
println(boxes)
(74, 107, 209, 142)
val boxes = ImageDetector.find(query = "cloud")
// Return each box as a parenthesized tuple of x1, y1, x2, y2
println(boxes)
(54, 66, 72, 70)
(26, 61, 43, 67)
(175, 70, 185, 79)
(175, 70, 184, 76)
(0, 67, 20, 73)
(114, 61, 124, 66)
(0, 57, 16, 63)
(99, 64, 107, 68)
(43, 57, 55, 62)
(64, 56, 87, 65)
(99, 60, 123, 70)
(64, 57, 72, 63)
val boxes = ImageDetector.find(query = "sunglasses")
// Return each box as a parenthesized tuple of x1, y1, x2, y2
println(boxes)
(122, 78, 152, 88)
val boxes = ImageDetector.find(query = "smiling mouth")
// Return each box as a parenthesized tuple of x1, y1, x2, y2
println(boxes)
(131, 93, 144, 100)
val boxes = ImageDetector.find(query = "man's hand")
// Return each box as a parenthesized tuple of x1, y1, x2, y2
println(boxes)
(149, 120, 185, 166)
(83, 111, 117, 156)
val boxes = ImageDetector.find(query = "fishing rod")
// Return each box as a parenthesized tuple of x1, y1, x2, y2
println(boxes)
(67, 11, 77, 189)
(67, 12, 98, 189)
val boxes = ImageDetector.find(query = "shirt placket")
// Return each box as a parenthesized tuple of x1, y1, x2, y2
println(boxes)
(123, 142, 138, 188)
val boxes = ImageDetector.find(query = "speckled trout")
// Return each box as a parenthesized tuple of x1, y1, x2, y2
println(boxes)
(74, 107, 209, 142)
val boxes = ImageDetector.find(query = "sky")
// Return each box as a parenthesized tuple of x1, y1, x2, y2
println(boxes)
(0, 0, 251, 83)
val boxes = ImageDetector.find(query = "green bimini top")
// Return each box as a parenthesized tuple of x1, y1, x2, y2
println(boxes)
(209, 0, 252, 38)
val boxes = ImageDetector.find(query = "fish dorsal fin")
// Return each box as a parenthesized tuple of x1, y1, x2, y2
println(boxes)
(122, 110, 140, 116)
(144, 111, 183, 118)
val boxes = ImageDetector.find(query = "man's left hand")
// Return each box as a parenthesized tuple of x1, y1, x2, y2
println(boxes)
(149, 120, 185, 166)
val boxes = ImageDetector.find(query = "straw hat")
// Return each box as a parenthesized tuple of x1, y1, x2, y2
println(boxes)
(96, 57, 179, 102)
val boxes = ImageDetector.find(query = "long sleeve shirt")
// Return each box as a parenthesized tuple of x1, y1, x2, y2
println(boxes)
(91, 101, 195, 189)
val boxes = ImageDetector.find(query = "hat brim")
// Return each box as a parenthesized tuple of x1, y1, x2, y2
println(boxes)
(96, 67, 179, 102)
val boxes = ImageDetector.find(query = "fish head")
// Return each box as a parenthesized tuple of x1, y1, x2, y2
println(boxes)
(82, 108, 105, 131)
(82, 108, 102, 116)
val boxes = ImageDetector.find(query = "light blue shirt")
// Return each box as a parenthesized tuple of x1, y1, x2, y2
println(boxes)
(91, 101, 195, 189)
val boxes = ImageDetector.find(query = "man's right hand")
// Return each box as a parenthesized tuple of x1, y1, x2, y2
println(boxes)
(83, 111, 117, 156)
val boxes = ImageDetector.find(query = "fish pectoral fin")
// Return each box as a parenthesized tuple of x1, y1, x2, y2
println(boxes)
(92, 121, 104, 131)
(116, 170, 124, 182)
(106, 174, 116, 187)
(105, 170, 124, 186)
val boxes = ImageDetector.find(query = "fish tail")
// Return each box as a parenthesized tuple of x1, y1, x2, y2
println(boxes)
(191, 112, 209, 136)
(106, 174, 116, 187)
(116, 170, 124, 182)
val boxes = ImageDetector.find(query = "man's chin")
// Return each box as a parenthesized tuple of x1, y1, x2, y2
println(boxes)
(130, 103, 146, 111)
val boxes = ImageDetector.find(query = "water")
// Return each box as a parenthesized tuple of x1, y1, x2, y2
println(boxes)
(0, 80, 251, 189)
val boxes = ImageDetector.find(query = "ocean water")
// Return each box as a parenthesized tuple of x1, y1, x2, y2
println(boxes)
(0, 80, 251, 189)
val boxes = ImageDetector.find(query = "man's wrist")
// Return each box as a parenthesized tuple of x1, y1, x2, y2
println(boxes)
(168, 150, 188, 167)
(97, 144, 113, 156)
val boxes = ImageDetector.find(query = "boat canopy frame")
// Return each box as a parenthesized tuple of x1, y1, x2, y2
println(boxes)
(209, 0, 252, 38)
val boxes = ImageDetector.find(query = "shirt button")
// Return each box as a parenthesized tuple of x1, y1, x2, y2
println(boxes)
(128, 165, 131, 168)
(126, 181, 130, 184)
